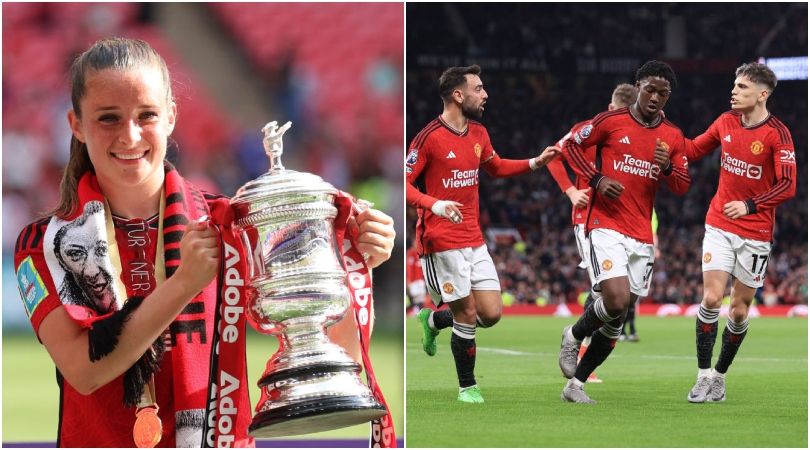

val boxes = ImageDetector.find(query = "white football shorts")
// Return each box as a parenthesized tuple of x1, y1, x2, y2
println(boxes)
(574, 224, 601, 293)
(589, 228, 655, 297)
(702, 225, 771, 288)
(420, 245, 500, 305)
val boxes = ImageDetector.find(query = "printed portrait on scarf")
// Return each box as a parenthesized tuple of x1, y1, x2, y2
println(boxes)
(44, 201, 121, 315)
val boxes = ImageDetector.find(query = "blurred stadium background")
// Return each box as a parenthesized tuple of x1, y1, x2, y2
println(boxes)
(406, 2, 807, 312)
(2, 2, 403, 445)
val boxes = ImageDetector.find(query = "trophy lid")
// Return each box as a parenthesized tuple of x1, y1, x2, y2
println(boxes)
(231, 121, 338, 208)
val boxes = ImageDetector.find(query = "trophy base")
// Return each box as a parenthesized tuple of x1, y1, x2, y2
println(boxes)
(248, 395, 387, 438)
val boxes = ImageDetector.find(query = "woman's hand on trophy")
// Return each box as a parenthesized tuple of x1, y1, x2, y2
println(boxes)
(352, 208, 395, 269)
(175, 218, 220, 296)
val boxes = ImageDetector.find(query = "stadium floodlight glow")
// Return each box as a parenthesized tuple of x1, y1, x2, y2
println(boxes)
(758, 56, 808, 80)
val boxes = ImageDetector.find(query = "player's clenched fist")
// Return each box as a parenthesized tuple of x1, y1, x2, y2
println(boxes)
(431, 200, 464, 224)
(175, 218, 220, 294)
(653, 138, 671, 170)
(596, 176, 625, 199)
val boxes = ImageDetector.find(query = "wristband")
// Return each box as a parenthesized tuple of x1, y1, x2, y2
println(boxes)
(744, 199, 756, 215)
(661, 160, 673, 176)
(589, 174, 605, 190)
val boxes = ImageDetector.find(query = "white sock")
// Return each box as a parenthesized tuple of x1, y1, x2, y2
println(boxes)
(459, 384, 477, 392)
(568, 327, 582, 343)
(568, 377, 585, 388)
(711, 369, 725, 379)
(698, 368, 712, 378)
(427, 312, 436, 330)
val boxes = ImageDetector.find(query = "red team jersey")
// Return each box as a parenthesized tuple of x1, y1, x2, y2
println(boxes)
(406, 116, 532, 254)
(14, 218, 180, 447)
(563, 107, 691, 244)
(686, 111, 796, 241)
(546, 119, 594, 226)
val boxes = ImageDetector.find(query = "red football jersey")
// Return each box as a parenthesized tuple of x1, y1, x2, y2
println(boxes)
(563, 107, 691, 244)
(686, 111, 796, 241)
(546, 120, 594, 226)
(405, 116, 496, 254)
(13, 218, 178, 447)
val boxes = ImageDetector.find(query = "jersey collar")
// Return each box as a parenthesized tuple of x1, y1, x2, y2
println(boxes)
(438, 115, 469, 136)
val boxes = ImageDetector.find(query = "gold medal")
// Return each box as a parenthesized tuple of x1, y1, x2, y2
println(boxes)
(133, 406, 162, 448)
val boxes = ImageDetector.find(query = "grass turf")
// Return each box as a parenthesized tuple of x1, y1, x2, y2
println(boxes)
(3, 327, 403, 444)
(406, 315, 807, 448)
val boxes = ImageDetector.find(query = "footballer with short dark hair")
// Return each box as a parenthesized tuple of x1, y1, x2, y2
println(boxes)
(406, 64, 560, 403)
(546, 82, 640, 384)
(558, 60, 691, 403)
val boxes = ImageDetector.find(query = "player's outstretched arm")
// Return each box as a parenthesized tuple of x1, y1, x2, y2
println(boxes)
(534, 145, 561, 168)
(684, 118, 722, 162)
(480, 146, 559, 178)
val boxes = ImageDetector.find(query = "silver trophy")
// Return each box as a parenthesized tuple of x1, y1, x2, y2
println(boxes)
(230, 121, 386, 438)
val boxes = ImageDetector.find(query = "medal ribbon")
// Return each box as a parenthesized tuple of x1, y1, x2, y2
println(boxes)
(104, 195, 167, 448)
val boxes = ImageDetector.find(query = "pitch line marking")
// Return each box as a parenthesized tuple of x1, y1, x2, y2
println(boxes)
(474, 346, 808, 363)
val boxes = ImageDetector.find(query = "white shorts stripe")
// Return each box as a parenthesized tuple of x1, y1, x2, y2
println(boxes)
(425, 254, 440, 295)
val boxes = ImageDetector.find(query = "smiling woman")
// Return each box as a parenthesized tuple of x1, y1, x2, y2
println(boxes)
(66, 65, 176, 219)
(12, 37, 396, 448)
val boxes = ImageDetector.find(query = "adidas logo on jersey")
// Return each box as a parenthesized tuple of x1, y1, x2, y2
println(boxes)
(724, 135, 731, 143)
(447, 151, 456, 159)
(619, 136, 631, 144)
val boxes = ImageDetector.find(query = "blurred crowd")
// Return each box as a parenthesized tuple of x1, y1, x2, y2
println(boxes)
(406, 3, 807, 305)
(3, 3, 404, 327)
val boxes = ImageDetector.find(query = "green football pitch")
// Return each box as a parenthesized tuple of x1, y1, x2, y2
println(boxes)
(407, 315, 807, 448)
(3, 328, 403, 444)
